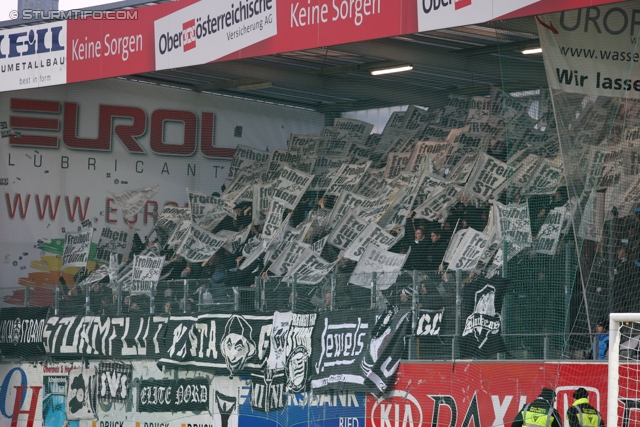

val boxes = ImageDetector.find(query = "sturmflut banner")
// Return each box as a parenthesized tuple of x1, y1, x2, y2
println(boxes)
(538, 3, 640, 99)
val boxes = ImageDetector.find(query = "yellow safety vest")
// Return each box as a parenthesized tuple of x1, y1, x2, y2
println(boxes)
(522, 403, 555, 427)
(570, 398, 600, 427)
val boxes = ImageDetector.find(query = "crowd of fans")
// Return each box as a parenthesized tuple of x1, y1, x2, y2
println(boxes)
(55, 186, 575, 320)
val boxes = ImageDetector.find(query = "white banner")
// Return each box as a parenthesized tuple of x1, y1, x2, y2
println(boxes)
(343, 221, 397, 262)
(327, 210, 368, 250)
(265, 150, 303, 182)
(465, 153, 514, 201)
(154, 206, 191, 246)
(265, 222, 310, 265)
(95, 225, 133, 264)
(66, 368, 97, 420)
(269, 240, 311, 276)
(288, 134, 321, 154)
(166, 218, 191, 249)
(227, 144, 270, 180)
(272, 166, 314, 210)
(447, 228, 489, 271)
(533, 206, 568, 255)
(287, 251, 340, 285)
(130, 254, 164, 294)
(520, 159, 563, 196)
(309, 156, 345, 191)
(349, 244, 409, 290)
(188, 188, 235, 230)
(62, 229, 92, 269)
(108, 185, 161, 220)
(220, 226, 251, 254)
(325, 162, 371, 196)
(267, 311, 293, 371)
(262, 198, 289, 240)
(539, 3, 640, 98)
(414, 184, 463, 221)
(501, 201, 532, 246)
(176, 224, 228, 262)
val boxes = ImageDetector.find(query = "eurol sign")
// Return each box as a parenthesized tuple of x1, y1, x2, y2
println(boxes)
(0, 0, 628, 93)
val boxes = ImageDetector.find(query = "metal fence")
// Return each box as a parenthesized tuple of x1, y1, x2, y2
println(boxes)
(3, 267, 602, 361)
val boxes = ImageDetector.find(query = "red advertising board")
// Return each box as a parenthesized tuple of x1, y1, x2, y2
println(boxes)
(368, 362, 610, 427)
(65, 0, 199, 84)
(61, 0, 626, 88)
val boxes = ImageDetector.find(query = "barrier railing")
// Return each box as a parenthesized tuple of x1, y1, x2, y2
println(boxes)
(0, 269, 597, 361)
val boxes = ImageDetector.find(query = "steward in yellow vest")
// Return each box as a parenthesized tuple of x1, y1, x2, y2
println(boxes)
(512, 388, 562, 427)
(566, 388, 605, 427)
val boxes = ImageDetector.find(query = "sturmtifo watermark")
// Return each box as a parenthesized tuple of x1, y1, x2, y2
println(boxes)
(9, 9, 139, 20)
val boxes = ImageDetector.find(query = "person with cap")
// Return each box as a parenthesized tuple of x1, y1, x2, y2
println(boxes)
(592, 319, 609, 360)
(566, 388, 604, 427)
(511, 388, 562, 427)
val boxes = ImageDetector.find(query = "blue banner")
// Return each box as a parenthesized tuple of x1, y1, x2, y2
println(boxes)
(239, 386, 365, 427)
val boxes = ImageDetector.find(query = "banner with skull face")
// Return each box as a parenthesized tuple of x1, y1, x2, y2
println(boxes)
(158, 313, 273, 376)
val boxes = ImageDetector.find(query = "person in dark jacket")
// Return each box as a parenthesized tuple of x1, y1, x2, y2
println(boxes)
(512, 388, 562, 427)
(404, 227, 430, 271)
(566, 388, 604, 427)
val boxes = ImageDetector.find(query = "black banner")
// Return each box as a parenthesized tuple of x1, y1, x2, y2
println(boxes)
(43, 315, 169, 357)
(414, 308, 445, 337)
(97, 362, 132, 402)
(250, 371, 287, 413)
(138, 378, 209, 412)
(460, 276, 509, 359)
(157, 313, 274, 376)
(44, 314, 273, 377)
(361, 308, 411, 396)
(0, 307, 48, 357)
(310, 310, 375, 392)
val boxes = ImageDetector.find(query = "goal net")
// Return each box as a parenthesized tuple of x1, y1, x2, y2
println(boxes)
(608, 314, 640, 427)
